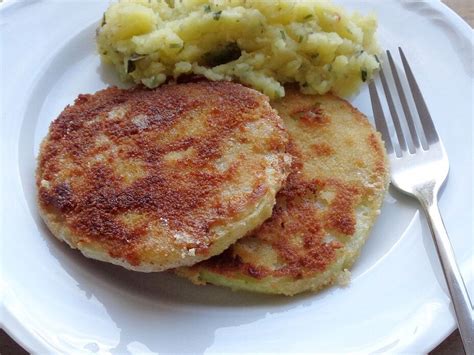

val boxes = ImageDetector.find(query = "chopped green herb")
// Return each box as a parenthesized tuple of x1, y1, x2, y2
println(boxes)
(374, 54, 380, 63)
(101, 14, 106, 26)
(280, 30, 286, 40)
(129, 53, 145, 61)
(213, 10, 222, 20)
(169, 43, 181, 48)
(304, 14, 313, 20)
(361, 69, 368, 82)
(298, 35, 304, 43)
(328, 64, 332, 72)
(204, 4, 211, 13)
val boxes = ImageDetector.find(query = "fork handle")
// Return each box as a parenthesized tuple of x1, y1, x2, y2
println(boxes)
(419, 196, 474, 354)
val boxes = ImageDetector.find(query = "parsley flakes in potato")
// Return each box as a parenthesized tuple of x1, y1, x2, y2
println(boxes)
(97, 0, 380, 99)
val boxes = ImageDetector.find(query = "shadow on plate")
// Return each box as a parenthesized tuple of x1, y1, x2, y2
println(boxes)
(36, 209, 325, 353)
(96, 62, 133, 89)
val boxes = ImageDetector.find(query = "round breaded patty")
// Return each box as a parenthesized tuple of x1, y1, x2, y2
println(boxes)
(177, 89, 389, 295)
(37, 81, 291, 272)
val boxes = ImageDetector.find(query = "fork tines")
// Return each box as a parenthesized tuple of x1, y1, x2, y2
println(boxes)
(369, 48, 440, 157)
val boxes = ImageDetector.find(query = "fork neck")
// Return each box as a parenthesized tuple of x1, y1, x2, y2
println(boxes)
(413, 181, 439, 209)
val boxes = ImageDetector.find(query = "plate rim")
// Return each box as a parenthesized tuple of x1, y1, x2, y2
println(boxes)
(1, 0, 472, 353)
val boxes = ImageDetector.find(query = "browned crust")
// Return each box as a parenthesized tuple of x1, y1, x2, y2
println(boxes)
(311, 143, 334, 156)
(197, 162, 359, 279)
(36, 81, 289, 268)
(189, 89, 389, 281)
(291, 105, 331, 127)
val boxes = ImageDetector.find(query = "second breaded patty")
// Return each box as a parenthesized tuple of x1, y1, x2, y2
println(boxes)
(36, 81, 291, 272)
(177, 88, 389, 295)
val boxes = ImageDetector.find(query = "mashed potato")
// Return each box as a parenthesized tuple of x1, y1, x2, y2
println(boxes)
(97, 0, 380, 99)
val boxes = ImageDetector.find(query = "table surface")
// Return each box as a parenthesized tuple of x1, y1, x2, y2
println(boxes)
(1, 1, 472, 354)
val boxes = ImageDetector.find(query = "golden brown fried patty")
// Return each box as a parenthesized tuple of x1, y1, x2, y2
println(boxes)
(177, 89, 389, 295)
(37, 81, 291, 271)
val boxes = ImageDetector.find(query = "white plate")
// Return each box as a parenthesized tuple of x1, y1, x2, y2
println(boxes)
(1, 1, 473, 353)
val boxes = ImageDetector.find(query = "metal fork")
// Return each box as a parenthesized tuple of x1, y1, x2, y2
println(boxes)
(369, 48, 473, 354)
